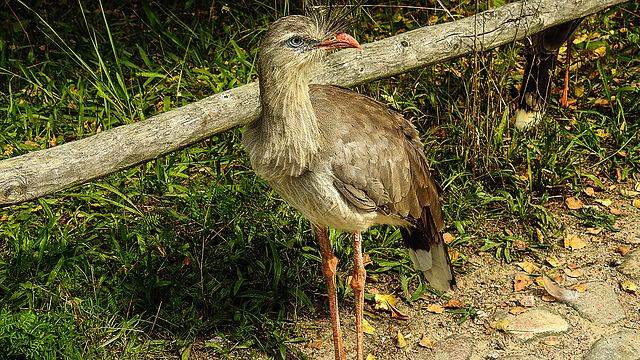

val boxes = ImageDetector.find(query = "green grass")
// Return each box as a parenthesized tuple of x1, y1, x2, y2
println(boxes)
(1, 0, 639, 359)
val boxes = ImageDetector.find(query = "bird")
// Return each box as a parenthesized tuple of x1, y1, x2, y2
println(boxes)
(242, 6, 455, 360)
(515, 18, 585, 131)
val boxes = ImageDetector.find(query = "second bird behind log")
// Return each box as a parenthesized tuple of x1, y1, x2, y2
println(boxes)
(515, 18, 585, 131)
(242, 5, 455, 360)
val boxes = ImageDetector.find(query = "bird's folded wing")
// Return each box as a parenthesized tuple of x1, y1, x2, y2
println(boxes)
(310, 84, 440, 222)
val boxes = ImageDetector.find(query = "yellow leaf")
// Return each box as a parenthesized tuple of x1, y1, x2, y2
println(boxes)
(363, 319, 375, 335)
(427, 304, 445, 314)
(546, 256, 561, 268)
(419, 334, 436, 348)
(594, 198, 612, 207)
(374, 294, 395, 311)
(490, 319, 509, 331)
(564, 234, 587, 250)
(396, 331, 407, 348)
(620, 189, 640, 197)
(574, 83, 585, 98)
(622, 282, 637, 294)
(570, 284, 587, 293)
(594, 46, 607, 57)
(595, 128, 611, 138)
(366, 354, 376, 360)
(516, 261, 540, 274)
(510, 307, 526, 315)
(374, 294, 408, 320)
(633, 199, 640, 209)
(544, 337, 561, 346)
(584, 187, 595, 196)
(535, 277, 545, 287)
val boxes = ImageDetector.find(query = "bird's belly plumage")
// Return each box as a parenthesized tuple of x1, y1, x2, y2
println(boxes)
(267, 169, 406, 233)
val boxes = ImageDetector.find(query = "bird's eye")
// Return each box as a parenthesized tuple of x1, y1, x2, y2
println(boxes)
(286, 36, 304, 48)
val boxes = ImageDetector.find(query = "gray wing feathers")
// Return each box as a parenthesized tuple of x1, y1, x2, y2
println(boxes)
(310, 84, 442, 226)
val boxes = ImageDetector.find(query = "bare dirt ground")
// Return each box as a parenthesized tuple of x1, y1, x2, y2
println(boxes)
(292, 179, 640, 360)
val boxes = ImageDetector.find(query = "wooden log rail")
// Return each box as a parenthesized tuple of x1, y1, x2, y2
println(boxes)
(0, 0, 629, 206)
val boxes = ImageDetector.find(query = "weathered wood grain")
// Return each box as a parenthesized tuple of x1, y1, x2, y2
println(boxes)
(0, 0, 628, 206)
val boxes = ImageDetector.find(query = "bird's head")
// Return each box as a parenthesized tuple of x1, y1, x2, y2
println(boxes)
(258, 9, 361, 81)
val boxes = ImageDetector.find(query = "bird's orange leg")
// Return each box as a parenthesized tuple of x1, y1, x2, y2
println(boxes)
(315, 225, 346, 360)
(351, 231, 366, 360)
(559, 38, 573, 108)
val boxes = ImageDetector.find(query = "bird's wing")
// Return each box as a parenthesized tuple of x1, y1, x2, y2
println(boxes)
(309, 84, 443, 229)
(531, 18, 585, 55)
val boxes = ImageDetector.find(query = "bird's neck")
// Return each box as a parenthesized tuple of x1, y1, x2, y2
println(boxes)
(246, 66, 322, 179)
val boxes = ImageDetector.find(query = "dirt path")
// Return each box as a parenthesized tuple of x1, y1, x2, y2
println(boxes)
(295, 180, 640, 360)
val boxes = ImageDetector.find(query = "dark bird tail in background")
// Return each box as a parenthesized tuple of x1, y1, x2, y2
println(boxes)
(400, 215, 455, 292)
(515, 18, 585, 131)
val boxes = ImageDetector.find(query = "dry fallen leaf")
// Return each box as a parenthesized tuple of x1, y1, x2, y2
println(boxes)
(443, 232, 455, 244)
(514, 274, 533, 291)
(510, 307, 527, 315)
(621, 282, 637, 294)
(563, 268, 583, 278)
(307, 339, 323, 349)
(365, 354, 376, 360)
(565, 197, 584, 210)
(584, 187, 595, 196)
(419, 334, 436, 348)
(620, 189, 640, 197)
(615, 245, 632, 256)
(594, 46, 607, 58)
(544, 337, 561, 346)
(374, 294, 409, 320)
(363, 319, 375, 335)
(374, 294, 395, 311)
(594, 198, 612, 207)
(633, 199, 640, 209)
(564, 234, 587, 250)
(490, 319, 510, 331)
(427, 304, 445, 314)
(542, 294, 557, 302)
(610, 208, 622, 216)
(586, 227, 604, 235)
(448, 248, 459, 262)
(570, 284, 587, 293)
(535, 277, 545, 287)
(546, 256, 562, 268)
(362, 253, 372, 266)
(517, 261, 540, 274)
(443, 299, 464, 308)
(396, 331, 407, 348)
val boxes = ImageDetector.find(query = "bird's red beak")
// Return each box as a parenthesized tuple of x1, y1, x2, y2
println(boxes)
(316, 33, 362, 51)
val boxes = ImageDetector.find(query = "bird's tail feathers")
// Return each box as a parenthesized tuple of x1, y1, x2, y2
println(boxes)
(401, 227, 455, 292)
